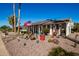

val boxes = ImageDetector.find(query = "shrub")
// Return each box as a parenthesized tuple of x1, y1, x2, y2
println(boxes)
(30, 35, 36, 40)
(36, 40, 39, 44)
(0, 25, 12, 32)
(42, 28, 49, 35)
(48, 39, 53, 42)
(72, 23, 79, 32)
(48, 47, 79, 56)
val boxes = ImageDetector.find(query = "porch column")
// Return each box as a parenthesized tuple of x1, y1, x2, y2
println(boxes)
(28, 26, 30, 31)
(33, 26, 34, 33)
(41, 25, 43, 33)
(66, 22, 71, 36)
(38, 25, 41, 34)
(46, 25, 48, 28)
(34, 26, 36, 33)
(29, 26, 30, 31)
(49, 24, 53, 36)
(53, 24, 56, 33)
(30, 26, 31, 31)
(29, 26, 31, 32)
(58, 25, 61, 36)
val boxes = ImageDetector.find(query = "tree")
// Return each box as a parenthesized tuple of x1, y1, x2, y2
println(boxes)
(13, 3, 16, 32)
(72, 23, 79, 32)
(18, 3, 21, 33)
(0, 25, 12, 32)
(8, 15, 17, 32)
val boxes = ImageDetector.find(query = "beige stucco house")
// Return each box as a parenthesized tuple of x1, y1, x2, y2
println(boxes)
(28, 18, 74, 36)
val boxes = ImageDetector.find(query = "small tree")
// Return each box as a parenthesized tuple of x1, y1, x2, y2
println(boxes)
(8, 15, 17, 32)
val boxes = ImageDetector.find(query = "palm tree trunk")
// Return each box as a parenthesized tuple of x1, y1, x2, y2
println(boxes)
(18, 3, 21, 33)
(12, 24, 14, 32)
(13, 3, 16, 32)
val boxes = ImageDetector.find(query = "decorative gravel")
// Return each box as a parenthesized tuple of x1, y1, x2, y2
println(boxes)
(1, 32, 79, 56)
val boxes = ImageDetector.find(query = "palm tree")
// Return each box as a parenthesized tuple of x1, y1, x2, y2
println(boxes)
(13, 3, 16, 32)
(18, 3, 21, 33)
(8, 16, 17, 32)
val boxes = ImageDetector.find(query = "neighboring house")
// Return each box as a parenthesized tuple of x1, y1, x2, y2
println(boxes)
(27, 18, 74, 36)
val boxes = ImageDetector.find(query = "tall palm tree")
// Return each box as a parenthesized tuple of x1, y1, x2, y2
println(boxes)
(18, 3, 21, 33)
(13, 3, 16, 32)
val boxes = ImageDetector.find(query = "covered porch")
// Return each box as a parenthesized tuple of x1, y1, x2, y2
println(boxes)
(28, 19, 73, 36)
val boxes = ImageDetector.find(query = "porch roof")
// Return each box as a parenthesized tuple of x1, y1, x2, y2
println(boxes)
(31, 18, 71, 26)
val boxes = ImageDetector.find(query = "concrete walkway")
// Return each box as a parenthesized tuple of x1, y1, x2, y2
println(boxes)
(0, 33, 9, 56)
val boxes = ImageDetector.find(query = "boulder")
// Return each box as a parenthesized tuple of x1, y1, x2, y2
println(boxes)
(23, 34, 29, 39)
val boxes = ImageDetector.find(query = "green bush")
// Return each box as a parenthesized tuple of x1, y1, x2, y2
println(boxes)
(72, 23, 79, 32)
(48, 47, 79, 56)
(0, 25, 12, 32)
(48, 39, 52, 42)
(42, 28, 49, 35)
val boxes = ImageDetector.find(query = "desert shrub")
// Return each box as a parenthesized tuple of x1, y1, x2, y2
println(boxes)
(36, 40, 39, 43)
(42, 28, 49, 35)
(0, 25, 12, 32)
(30, 35, 36, 40)
(20, 29, 28, 34)
(48, 39, 52, 42)
(48, 47, 79, 56)
(72, 23, 79, 32)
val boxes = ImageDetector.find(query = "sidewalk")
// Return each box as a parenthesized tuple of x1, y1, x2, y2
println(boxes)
(0, 33, 9, 56)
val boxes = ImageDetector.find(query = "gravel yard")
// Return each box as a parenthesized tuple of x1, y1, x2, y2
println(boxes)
(1, 32, 79, 56)
(4, 36, 58, 56)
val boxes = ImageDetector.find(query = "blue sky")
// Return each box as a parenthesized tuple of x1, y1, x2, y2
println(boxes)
(0, 3, 79, 27)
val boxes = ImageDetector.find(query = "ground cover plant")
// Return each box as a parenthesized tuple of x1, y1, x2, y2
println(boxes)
(48, 47, 79, 56)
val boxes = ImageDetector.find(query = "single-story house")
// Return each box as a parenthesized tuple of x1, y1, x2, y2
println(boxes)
(27, 18, 74, 36)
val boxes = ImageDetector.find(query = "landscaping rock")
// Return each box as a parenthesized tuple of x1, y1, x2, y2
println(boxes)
(24, 43, 26, 46)
(23, 34, 28, 39)
(30, 35, 36, 40)
(52, 39, 59, 44)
